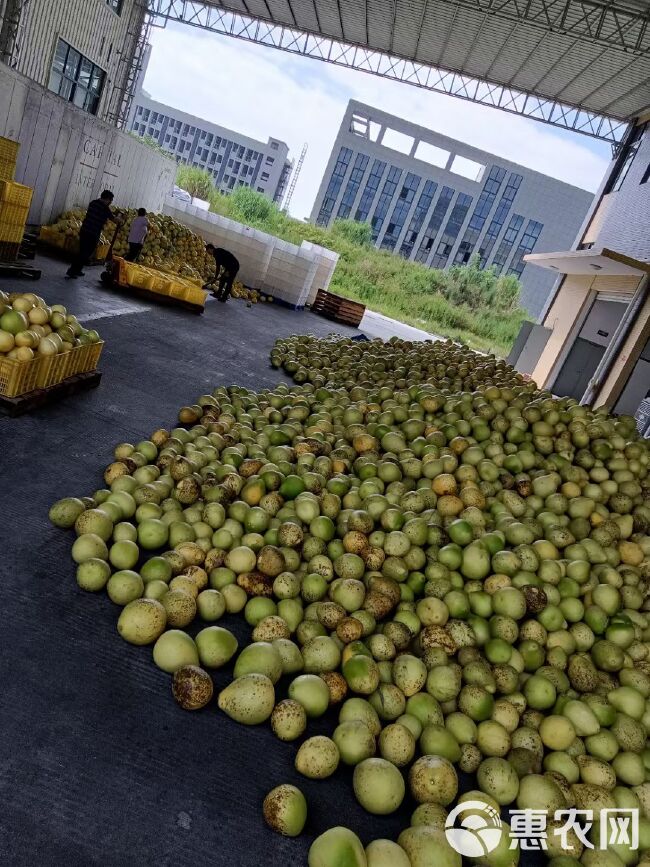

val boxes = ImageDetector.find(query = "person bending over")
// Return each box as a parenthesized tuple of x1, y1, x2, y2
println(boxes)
(205, 243, 239, 303)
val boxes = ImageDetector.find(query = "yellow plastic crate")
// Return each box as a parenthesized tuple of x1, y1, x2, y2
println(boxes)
(37, 349, 78, 389)
(0, 354, 44, 397)
(0, 136, 19, 165)
(76, 341, 103, 374)
(0, 180, 32, 208)
(184, 285, 207, 307)
(0, 159, 15, 182)
(0, 221, 24, 243)
(0, 201, 29, 226)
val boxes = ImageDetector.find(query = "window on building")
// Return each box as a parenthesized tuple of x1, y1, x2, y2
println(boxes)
(229, 176, 236, 189)
(261, 171, 270, 181)
(189, 126, 195, 134)
(477, 173, 522, 266)
(245, 149, 253, 161)
(238, 145, 245, 157)
(257, 186, 264, 192)
(336, 153, 369, 219)
(271, 141, 279, 150)
(640, 162, 650, 184)
(414, 186, 455, 263)
(106, 0, 122, 14)
(316, 147, 353, 226)
(48, 39, 105, 115)
(453, 165, 506, 264)
(429, 193, 473, 268)
(354, 159, 386, 223)
(136, 106, 142, 116)
(206, 133, 213, 146)
(370, 166, 402, 241)
(143, 109, 150, 121)
(175, 120, 181, 132)
(507, 220, 543, 277)
(217, 155, 222, 163)
(151, 112, 158, 123)
(152, 130, 159, 139)
(200, 130, 206, 139)
(234, 161, 241, 173)
(265, 156, 275, 165)
(238, 180, 245, 186)
(381, 172, 421, 251)
(209, 153, 216, 165)
(400, 179, 437, 258)
(491, 214, 525, 273)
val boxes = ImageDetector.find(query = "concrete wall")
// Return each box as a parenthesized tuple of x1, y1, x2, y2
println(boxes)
(584, 123, 650, 263)
(0, 0, 144, 123)
(311, 100, 593, 320)
(531, 274, 594, 386)
(163, 199, 338, 308)
(0, 62, 176, 225)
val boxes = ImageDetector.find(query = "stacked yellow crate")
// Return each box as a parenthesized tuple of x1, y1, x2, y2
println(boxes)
(0, 136, 19, 183)
(0, 178, 32, 263)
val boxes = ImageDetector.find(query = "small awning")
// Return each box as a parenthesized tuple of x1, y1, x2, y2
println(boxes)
(524, 248, 650, 277)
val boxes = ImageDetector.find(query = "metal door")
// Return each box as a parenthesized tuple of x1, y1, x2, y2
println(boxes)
(552, 298, 627, 401)
(553, 338, 606, 400)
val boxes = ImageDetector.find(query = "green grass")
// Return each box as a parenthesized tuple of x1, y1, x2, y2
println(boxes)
(204, 184, 527, 357)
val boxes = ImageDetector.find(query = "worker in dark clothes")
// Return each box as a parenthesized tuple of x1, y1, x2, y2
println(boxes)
(66, 190, 121, 278)
(205, 243, 239, 303)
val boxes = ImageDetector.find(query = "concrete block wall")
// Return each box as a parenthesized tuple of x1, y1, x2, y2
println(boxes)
(0, 62, 175, 225)
(163, 200, 339, 307)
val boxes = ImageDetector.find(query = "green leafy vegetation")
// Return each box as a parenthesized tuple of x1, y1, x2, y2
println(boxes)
(175, 165, 214, 201)
(208, 186, 527, 355)
(130, 132, 170, 157)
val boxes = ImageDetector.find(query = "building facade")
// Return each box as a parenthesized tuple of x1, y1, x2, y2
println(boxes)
(512, 117, 650, 427)
(129, 92, 292, 204)
(0, 0, 145, 124)
(311, 101, 593, 319)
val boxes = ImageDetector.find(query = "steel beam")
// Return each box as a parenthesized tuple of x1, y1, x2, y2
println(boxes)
(439, 0, 650, 55)
(146, 0, 629, 143)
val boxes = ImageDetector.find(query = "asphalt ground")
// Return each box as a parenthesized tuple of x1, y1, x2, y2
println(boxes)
(0, 256, 539, 867)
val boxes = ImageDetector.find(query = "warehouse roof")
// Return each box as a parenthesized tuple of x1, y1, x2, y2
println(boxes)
(199, 0, 650, 121)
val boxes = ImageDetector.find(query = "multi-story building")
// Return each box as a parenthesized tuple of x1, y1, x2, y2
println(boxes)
(311, 100, 593, 318)
(129, 92, 292, 204)
(0, 0, 146, 123)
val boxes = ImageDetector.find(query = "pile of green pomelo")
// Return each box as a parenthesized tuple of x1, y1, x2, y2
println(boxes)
(50, 335, 650, 867)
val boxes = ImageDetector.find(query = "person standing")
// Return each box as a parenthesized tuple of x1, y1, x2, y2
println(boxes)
(205, 243, 239, 303)
(125, 208, 149, 261)
(66, 190, 120, 278)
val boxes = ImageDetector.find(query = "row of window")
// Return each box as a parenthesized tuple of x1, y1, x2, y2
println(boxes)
(317, 152, 541, 273)
(48, 38, 104, 115)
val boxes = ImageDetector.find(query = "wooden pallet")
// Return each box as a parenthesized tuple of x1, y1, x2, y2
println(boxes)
(100, 270, 205, 315)
(0, 260, 41, 279)
(311, 289, 365, 327)
(0, 370, 101, 416)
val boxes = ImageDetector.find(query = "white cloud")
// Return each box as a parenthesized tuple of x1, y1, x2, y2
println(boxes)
(145, 23, 611, 219)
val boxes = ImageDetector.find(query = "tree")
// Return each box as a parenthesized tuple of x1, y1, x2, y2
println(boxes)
(176, 165, 214, 201)
(228, 187, 277, 224)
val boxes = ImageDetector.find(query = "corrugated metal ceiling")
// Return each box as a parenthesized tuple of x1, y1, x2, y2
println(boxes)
(209, 0, 650, 119)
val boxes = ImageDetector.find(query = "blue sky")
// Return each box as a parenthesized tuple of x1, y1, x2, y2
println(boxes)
(145, 22, 612, 219)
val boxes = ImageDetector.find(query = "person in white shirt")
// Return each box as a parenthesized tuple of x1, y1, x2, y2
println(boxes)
(126, 208, 148, 261)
